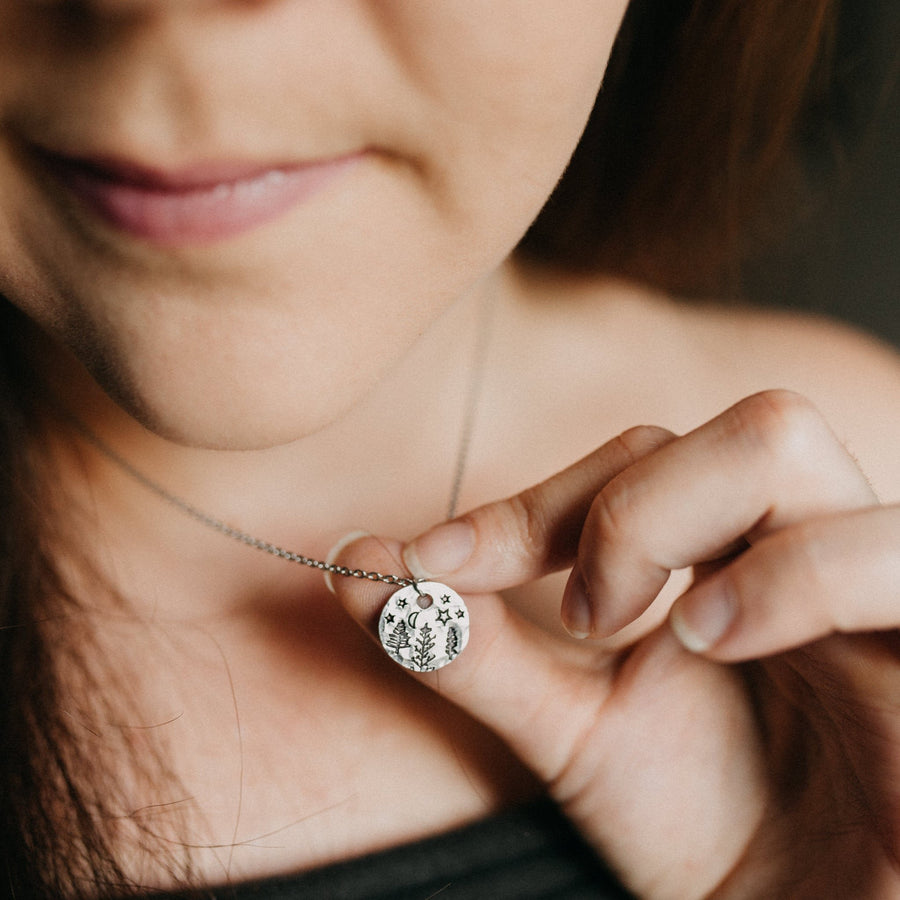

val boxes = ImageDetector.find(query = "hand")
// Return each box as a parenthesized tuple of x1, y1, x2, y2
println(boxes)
(330, 390, 900, 899)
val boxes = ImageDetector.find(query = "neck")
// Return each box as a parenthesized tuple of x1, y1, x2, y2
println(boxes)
(42, 269, 504, 619)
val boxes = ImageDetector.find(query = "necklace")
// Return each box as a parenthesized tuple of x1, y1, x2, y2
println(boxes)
(81, 294, 494, 672)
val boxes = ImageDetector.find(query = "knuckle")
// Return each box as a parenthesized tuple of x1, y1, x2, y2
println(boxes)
(614, 424, 676, 465)
(580, 426, 673, 563)
(734, 522, 836, 628)
(581, 426, 672, 547)
(729, 390, 824, 465)
(590, 470, 644, 549)
(786, 523, 844, 629)
(481, 490, 552, 564)
(511, 488, 554, 559)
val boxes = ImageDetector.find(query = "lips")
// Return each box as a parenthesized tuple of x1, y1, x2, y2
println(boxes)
(31, 146, 363, 246)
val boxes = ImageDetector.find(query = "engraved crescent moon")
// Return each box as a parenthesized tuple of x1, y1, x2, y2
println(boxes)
(407, 611, 420, 628)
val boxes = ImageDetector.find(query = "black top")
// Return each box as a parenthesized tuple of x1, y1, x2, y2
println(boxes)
(147, 798, 633, 900)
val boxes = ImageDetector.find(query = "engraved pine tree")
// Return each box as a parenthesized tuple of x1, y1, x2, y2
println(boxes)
(411, 623, 436, 670)
(445, 625, 460, 661)
(385, 619, 411, 656)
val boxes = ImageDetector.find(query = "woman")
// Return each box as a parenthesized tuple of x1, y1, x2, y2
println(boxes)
(1, 1, 899, 897)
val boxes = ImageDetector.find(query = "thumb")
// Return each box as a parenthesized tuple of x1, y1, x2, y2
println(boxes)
(327, 532, 611, 785)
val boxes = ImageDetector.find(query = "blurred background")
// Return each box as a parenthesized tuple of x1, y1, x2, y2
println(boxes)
(742, 0, 899, 347)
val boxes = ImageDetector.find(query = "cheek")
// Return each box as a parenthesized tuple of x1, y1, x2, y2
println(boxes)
(372, 0, 628, 230)
(0, 157, 482, 449)
(0, 0, 626, 450)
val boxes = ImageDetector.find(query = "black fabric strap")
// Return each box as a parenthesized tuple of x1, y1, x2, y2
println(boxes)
(148, 798, 633, 900)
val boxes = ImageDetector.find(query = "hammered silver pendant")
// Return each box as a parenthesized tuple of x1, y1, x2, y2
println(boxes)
(378, 581, 469, 672)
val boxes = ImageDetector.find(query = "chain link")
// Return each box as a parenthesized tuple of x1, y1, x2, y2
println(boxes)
(195, 512, 419, 586)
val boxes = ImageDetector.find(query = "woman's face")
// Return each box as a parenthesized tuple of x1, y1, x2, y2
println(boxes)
(0, 1, 627, 448)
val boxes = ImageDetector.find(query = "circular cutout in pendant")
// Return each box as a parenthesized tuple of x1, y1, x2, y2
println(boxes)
(378, 581, 469, 672)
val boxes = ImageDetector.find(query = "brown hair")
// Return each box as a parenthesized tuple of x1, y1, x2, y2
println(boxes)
(0, 0, 849, 894)
(0, 307, 194, 895)
(518, 0, 839, 297)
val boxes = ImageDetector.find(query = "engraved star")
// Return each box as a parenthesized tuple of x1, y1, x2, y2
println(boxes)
(440, 594, 452, 604)
(396, 597, 408, 609)
(385, 613, 396, 624)
(436, 609, 451, 625)
(456, 609, 466, 619)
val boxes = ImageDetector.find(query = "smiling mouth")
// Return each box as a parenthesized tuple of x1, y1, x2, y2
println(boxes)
(29, 145, 365, 246)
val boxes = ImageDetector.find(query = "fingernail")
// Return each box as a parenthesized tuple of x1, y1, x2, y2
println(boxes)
(670, 583, 736, 653)
(562, 571, 592, 639)
(403, 520, 475, 578)
(324, 530, 371, 594)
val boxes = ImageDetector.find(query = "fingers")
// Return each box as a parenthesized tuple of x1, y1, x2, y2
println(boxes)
(669, 504, 900, 660)
(563, 391, 877, 637)
(402, 424, 676, 591)
(409, 390, 877, 643)
(328, 533, 613, 784)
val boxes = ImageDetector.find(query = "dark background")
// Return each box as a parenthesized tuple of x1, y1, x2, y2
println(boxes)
(743, 1, 899, 348)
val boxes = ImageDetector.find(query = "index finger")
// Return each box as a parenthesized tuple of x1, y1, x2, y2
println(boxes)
(402, 425, 676, 593)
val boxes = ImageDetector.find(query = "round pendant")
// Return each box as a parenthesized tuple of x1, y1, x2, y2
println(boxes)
(378, 581, 469, 672)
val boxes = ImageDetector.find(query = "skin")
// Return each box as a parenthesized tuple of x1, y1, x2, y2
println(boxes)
(334, 297, 900, 898)
(0, 0, 620, 448)
(2, 1, 900, 896)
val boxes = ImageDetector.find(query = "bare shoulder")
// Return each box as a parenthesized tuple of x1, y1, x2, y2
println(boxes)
(504, 265, 900, 500)
(677, 298, 900, 500)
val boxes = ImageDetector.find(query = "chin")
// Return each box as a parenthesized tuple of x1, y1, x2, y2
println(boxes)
(69, 358, 324, 452)
(123, 395, 329, 452)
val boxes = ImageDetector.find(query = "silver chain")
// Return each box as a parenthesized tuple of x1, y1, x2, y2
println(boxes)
(78, 291, 494, 588)
(444, 285, 494, 521)
(81, 436, 420, 586)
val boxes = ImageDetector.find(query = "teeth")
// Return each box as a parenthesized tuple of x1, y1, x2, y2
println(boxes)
(209, 169, 287, 200)
(237, 169, 287, 198)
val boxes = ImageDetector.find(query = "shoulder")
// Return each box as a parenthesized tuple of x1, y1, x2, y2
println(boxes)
(502, 264, 900, 500)
(676, 300, 900, 500)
